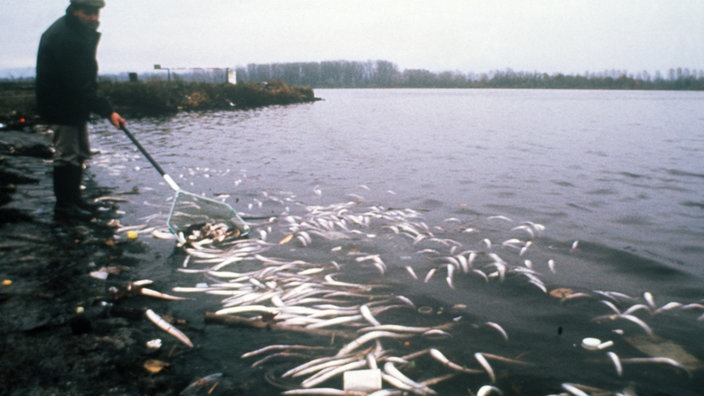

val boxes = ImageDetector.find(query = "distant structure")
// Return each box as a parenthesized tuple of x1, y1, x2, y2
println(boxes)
(226, 68, 236, 84)
(153, 64, 236, 84)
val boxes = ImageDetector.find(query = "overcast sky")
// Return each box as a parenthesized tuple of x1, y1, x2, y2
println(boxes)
(2, 0, 703, 76)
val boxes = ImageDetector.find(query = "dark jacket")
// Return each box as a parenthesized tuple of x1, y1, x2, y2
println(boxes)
(36, 12, 113, 126)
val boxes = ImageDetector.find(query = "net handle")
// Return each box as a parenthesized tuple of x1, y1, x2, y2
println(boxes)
(120, 124, 180, 191)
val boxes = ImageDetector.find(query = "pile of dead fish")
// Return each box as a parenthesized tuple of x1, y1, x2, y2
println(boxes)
(126, 190, 703, 396)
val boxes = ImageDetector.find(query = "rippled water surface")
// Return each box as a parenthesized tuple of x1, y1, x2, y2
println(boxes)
(90, 89, 704, 395)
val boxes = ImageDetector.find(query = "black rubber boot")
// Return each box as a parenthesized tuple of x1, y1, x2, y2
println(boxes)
(70, 166, 101, 213)
(53, 165, 93, 222)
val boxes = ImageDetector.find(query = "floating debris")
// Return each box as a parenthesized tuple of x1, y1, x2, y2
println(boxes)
(145, 309, 194, 348)
(625, 334, 703, 372)
(143, 359, 170, 374)
(145, 339, 162, 352)
(180, 372, 223, 396)
(549, 288, 574, 299)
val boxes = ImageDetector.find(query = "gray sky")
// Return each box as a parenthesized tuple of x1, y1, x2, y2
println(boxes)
(2, 0, 704, 76)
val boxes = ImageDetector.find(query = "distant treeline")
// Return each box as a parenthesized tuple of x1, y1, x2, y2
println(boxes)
(235, 60, 704, 90)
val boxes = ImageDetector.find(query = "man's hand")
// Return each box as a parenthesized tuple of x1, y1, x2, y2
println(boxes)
(109, 112, 126, 129)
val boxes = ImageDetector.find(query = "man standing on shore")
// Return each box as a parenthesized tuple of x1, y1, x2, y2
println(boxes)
(36, 0, 125, 221)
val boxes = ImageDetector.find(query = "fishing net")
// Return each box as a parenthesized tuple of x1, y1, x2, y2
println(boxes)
(167, 190, 250, 241)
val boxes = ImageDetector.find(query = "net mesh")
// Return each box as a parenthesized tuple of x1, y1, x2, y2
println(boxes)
(167, 190, 250, 240)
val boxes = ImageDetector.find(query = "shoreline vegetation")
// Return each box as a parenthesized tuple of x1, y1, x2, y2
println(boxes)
(0, 79, 318, 124)
(1, 59, 703, 123)
(99, 79, 319, 117)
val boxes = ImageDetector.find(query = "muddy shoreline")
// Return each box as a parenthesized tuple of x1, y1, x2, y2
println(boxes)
(0, 127, 247, 395)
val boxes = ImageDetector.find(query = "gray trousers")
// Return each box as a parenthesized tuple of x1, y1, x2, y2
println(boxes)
(52, 124, 91, 168)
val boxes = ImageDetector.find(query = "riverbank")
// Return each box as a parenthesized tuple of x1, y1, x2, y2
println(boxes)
(99, 79, 319, 117)
(0, 127, 244, 395)
(0, 79, 318, 122)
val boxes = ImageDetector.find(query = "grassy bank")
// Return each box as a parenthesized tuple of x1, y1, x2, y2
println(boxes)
(99, 79, 318, 117)
(0, 80, 318, 124)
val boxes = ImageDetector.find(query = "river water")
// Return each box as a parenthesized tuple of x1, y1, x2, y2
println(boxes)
(89, 89, 704, 395)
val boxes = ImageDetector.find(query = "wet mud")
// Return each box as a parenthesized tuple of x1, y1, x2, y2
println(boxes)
(0, 127, 243, 395)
